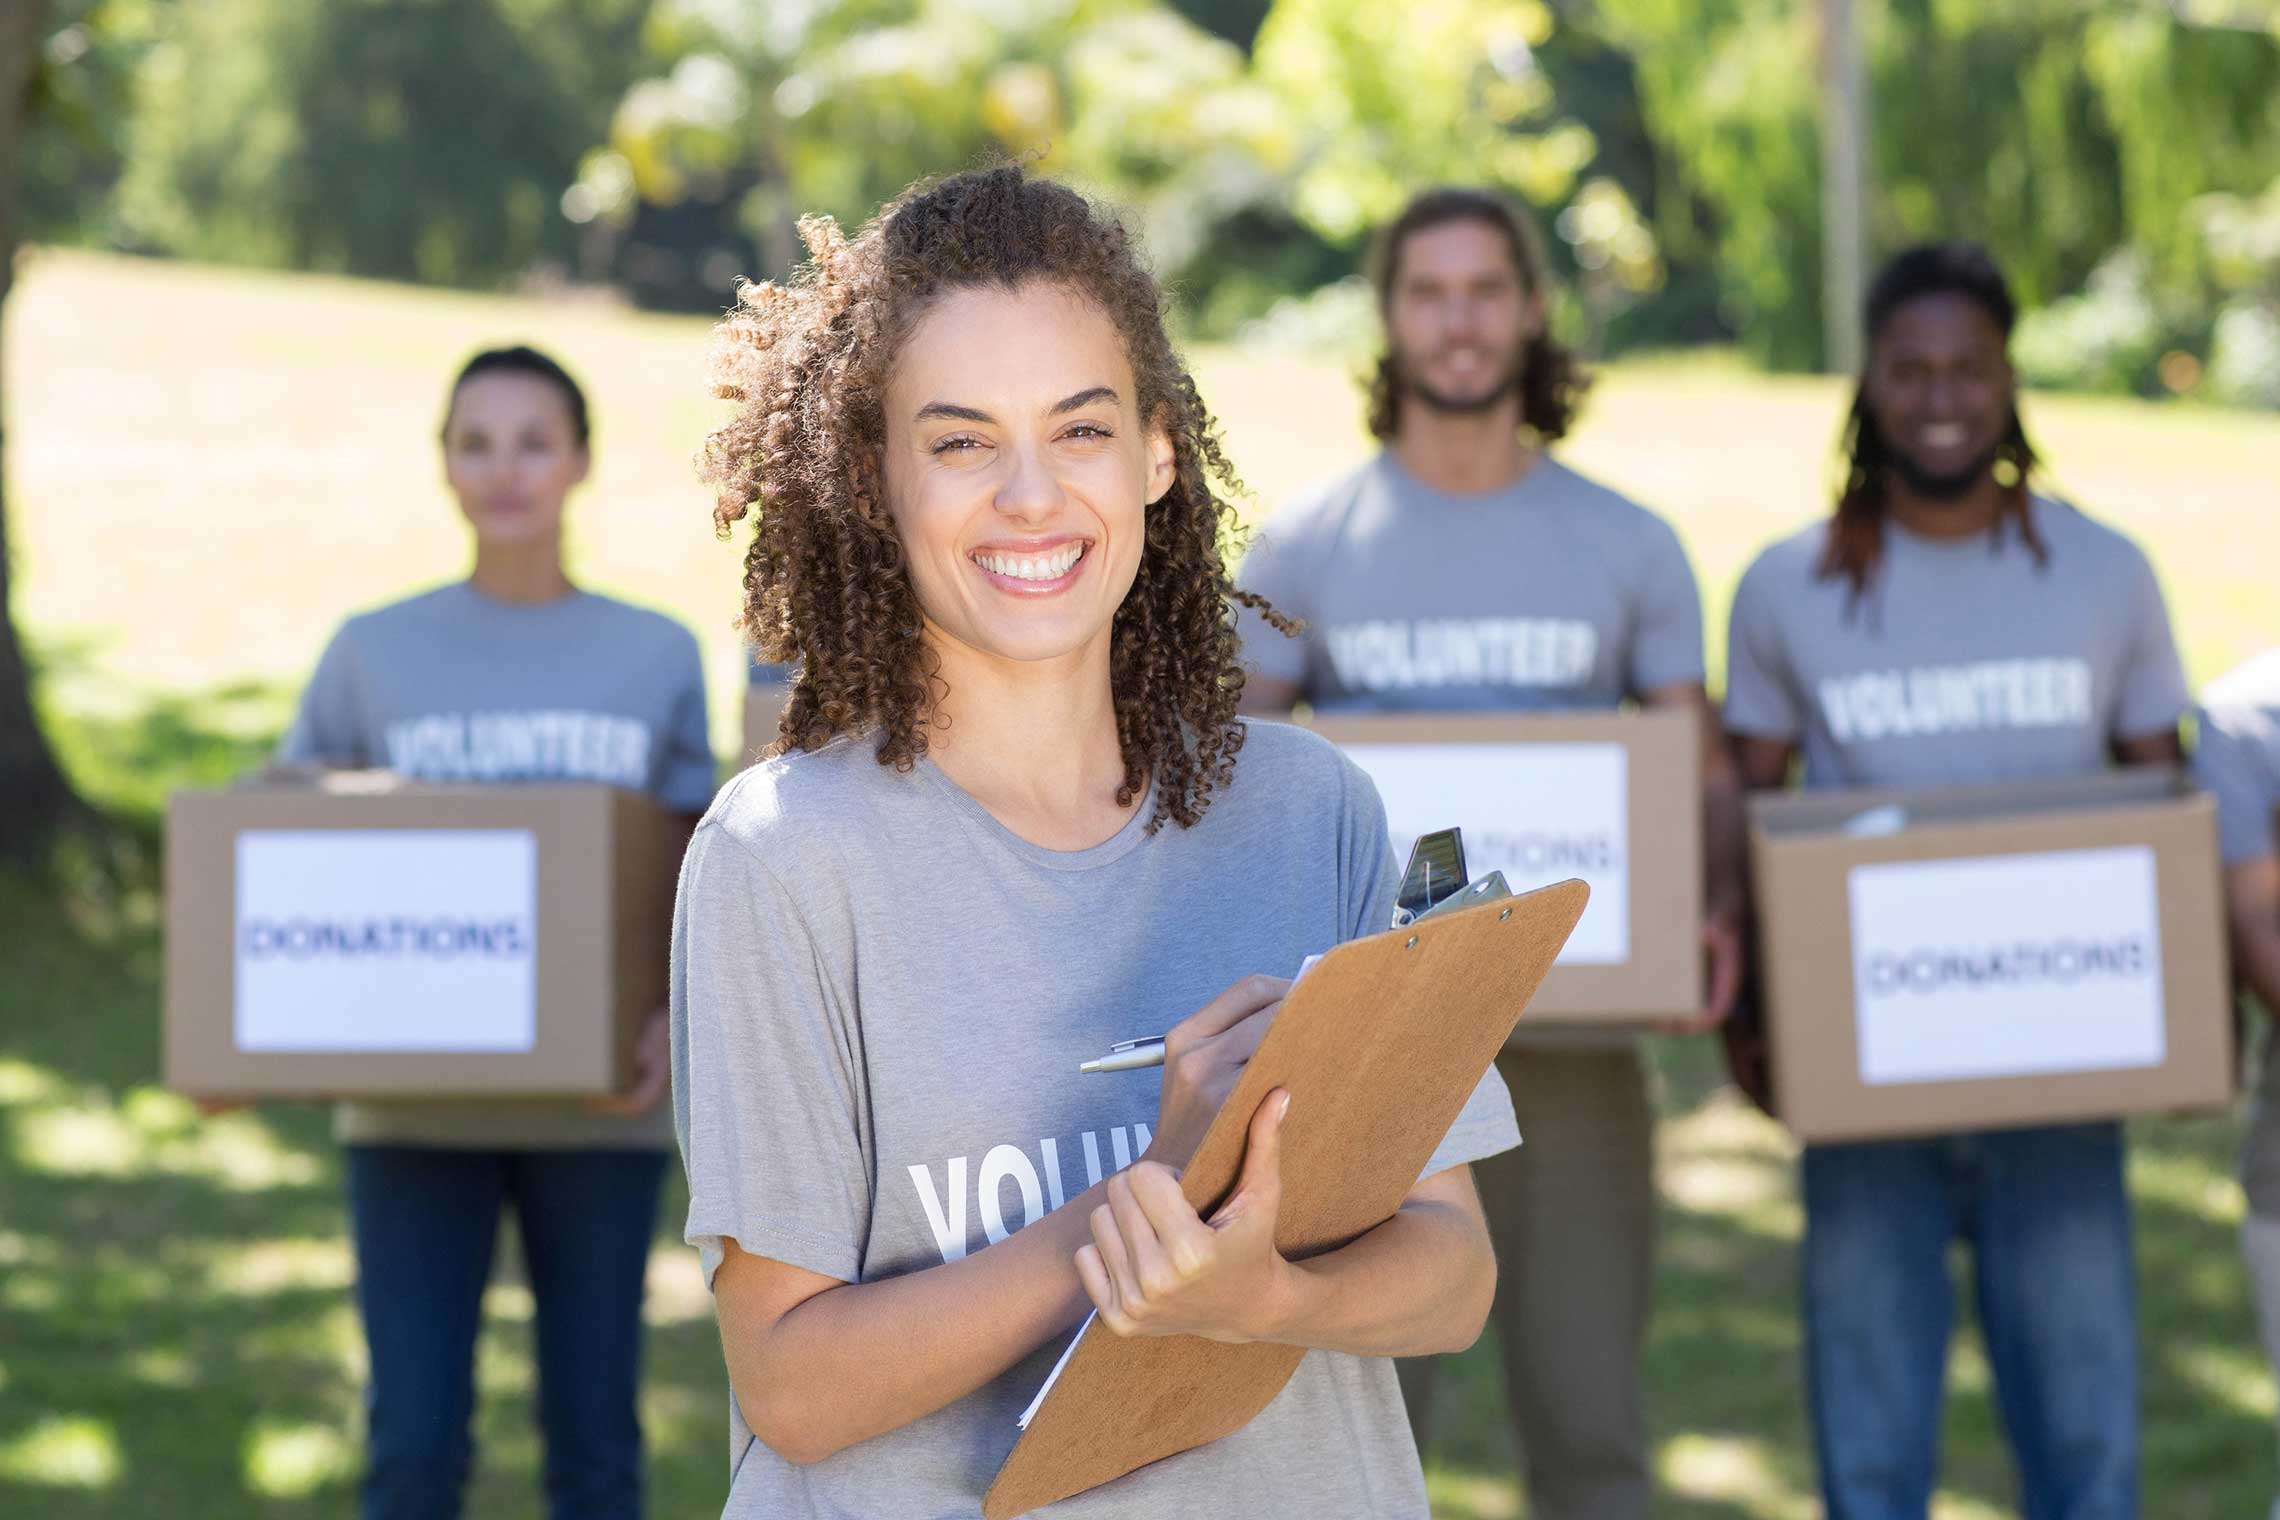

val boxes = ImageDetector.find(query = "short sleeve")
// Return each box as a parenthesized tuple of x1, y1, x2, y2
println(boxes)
(2113, 553, 2190, 743)
(275, 625, 369, 767)
(1233, 519, 1314, 693)
(2195, 701, 2280, 866)
(656, 632, 719, 814)
(1626, 515, 1708, 696)
(1721, 553, 1803, 741)
(670, 821, 870, 1288)
(1332, 753, 1520, 1178)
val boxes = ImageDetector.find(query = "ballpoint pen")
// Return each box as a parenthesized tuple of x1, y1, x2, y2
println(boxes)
(1078, 1037, 1166, 1075)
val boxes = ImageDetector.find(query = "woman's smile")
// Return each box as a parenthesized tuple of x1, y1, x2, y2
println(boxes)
(971, 535, 1093, 596)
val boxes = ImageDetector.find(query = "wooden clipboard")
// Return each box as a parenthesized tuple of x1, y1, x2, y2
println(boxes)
(983, 877, 1591, 1519)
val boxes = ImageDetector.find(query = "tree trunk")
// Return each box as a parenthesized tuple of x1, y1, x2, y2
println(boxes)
(0, 0, 83, 863)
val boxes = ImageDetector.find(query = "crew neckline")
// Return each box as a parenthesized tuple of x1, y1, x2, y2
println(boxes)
(917, 756, 1158, 873)
(1379, 449, 1560, 509)
(456, 579, 589, 614)
(1883, 502, 2037, 558)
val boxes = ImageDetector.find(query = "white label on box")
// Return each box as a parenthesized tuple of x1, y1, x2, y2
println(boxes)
(234, 829, 540, 1053)
(1341, 743, 1628, 963)
(1847, 846, 2165, 1086)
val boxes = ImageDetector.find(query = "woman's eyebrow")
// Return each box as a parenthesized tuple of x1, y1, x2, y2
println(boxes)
(1050, 386, 1119, 415)
(914, 400, 994, 424)
(913, 386, 1118, 425)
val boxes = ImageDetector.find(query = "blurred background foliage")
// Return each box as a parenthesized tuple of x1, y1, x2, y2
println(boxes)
(25, 0, 2280, 403)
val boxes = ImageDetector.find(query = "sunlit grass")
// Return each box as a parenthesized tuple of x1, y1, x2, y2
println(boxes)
(0, 1416, 122, 1489)
(1659, 1433, 1815, 1518)
(243, 1419, 354, 1499)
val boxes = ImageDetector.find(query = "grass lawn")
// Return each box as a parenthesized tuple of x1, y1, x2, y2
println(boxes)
(5, 248, 2279, 1516)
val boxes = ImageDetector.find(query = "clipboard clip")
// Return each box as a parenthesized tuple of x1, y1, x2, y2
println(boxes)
(1393, 828, 1467, 927)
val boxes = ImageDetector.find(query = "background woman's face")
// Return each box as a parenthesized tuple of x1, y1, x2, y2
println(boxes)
(880, 281, 1175, 671)
(442, 372, 590, 548)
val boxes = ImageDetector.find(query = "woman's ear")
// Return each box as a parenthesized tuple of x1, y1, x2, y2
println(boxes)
(1144, 411, 1177, 506)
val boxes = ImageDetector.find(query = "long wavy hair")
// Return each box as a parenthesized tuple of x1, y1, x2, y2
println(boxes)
(1820, 241, 2046, 609)
(699, 166, 1292, 831)
(1365, 187, 1590, 443)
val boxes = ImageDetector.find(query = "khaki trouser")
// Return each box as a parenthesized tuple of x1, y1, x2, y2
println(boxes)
(1397, 1044, 1655, 1520)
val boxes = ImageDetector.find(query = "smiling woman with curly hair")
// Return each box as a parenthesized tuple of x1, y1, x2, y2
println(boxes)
(702, 165, 1281, 829)
(668, 165, 1518, 1519)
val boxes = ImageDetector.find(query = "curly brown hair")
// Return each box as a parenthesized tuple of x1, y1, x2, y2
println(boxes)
(1364, 187, 1590, 444)
(700, 165, 1293, 831)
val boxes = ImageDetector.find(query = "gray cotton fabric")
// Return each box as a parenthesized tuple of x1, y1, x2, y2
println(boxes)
(2194, 649, 2280, 868)
(669, 719, 1518, 1519)
(1723, 500, 2189, 792)
(1234, 450, 1704, 1046)
(2193, 650, 2280, 1218)
(1233, 452, 1705, 713)
(276, 580, 716, 1150)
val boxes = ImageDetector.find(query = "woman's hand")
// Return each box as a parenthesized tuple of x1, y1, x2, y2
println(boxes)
(1078, 1089, 1294, 1344)
(587, 1005, 670, 1117)
(1144, 974, 1288, 1171)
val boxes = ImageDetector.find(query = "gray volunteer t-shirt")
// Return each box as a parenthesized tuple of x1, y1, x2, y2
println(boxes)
(1724, 500, 2188, 790)
(670, 720, 1518, 1519)
(277, 580, 716, 1150)
(1236, 451, 1704, 1045)
(1234, 453, 1705, 712)
(2193, 650, 2280, 1215)
(2195, 649, 2280, 867)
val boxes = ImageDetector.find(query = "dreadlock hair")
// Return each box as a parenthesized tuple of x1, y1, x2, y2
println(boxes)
(1364, 187, 1590, 443)
(1820, 241, 2045, 608)
(699, 165, 1295, 833)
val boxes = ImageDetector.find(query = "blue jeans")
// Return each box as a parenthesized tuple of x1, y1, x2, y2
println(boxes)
(1802, 1122, 2139, 1520)
(345, 1145, 668, 1520)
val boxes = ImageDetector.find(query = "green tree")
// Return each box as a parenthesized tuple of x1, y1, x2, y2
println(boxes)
(576, 0, 1300, 317)
(116, 0, 651, 287)
(1598, 0, 2280, 370)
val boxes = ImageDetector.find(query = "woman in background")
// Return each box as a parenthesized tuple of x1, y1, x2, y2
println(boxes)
(275, 345, 716, 1519)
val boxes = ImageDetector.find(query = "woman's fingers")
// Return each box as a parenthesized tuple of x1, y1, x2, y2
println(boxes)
(1074, 1243, 1123, 1329)
(1204, 998, 1283, 1070)
(1088, 1202, 1142, 1314)
(1108, 1170, 1180, 1298)
(1169, 974, 1291, 1048)
(1124, 1161, 1215, 1278)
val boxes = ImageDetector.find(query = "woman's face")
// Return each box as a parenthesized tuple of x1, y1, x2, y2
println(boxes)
(442, 373, 590, 548)
(881, 281, 1175, 672)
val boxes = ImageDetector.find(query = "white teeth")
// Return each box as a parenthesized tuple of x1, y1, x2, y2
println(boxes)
(1923, 424, 1967, 448)
(977, 544, 1084, 582)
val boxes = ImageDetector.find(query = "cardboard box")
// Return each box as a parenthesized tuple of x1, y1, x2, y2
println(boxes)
(1750, 769, 2232, 1143)
(165, 777, 686, 1098)
(1308, 710, 1702, 1022)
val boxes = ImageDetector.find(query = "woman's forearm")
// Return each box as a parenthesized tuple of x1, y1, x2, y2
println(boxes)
(726, 1182, 1106, 1464)
(1255, 1183, 1496, 1358)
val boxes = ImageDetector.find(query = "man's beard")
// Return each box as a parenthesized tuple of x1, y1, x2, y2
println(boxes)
(1888, 443, 2002, 502)
(1394, 348, 1524, 416)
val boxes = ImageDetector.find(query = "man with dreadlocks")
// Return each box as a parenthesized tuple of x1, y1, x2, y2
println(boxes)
(1723, 241, 2188, 1517)
(1235, 187, 1744, 1520)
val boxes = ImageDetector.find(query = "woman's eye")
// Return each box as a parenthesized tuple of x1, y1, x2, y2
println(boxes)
(931, 436, 983, 454)
(1064, 423, 1113, 440)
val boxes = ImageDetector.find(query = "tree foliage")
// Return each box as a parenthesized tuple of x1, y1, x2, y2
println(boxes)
(17, 0, 2280, 395)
